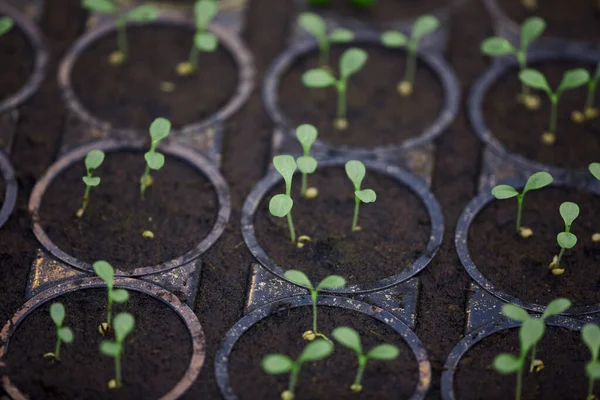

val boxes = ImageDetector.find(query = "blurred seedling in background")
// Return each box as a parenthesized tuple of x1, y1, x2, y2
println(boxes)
(140, 117, 170, 198)
(588, 163, 600, 242)
(345, 160, 376, 232)
(295, 124, 319, 199)
(100, 312, 135, 389)
(572, 63, 600, 122)
(43, 303, 74, 361)
(0, 16, 13, 39)
(297, 12, 353, 68)
(582, 323, 600, 400)
(549, 201, 579, 275)
(77, 149, 105, 218)
(93, 260, 130, 335)
(269, 155, 298, 243)
(176, 0, 219, 76)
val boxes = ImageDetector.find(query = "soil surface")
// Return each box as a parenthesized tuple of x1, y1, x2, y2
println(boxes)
(279, 44, 443, 149)
(0, 14, 34, 103)
(483, 62, 600, 170)
(71, 24, 237, 131)
(229, 305, 419, 399)
(4, 288, 192, 400)
(38, 151, 217, 271)
(455, 326, 589, 400)
(254, 166, 431, 285)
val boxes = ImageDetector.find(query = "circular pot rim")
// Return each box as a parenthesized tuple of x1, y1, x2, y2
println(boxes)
(262, 31, 460, 157)
(0, 1, 49, 114)
(28, 137, 231, 277)
(0, 149, 17, 229)
(241, 157, 444, 294)
(214, 294, 431, 400)
(57, 11, 255, 137)
(0, 276, 205, 400)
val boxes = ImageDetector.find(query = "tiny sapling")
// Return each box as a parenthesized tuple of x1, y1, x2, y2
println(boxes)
(93, 260, 130, 334)
(589, 163, 600, 242)
(480, 17, 546, 109)
(519, 68, 590, 145)
(573, 63, 600, 122)
(76, 149, 105, 218)
(332, 326, 399, 393)
(582, 323, 600, 400)
(381, 15, 440, 96)
(269, 155, 298, 243)
(302, 47, 367, 130)
(295, 124, 319, 199)
(549, 202, 579, 275)
(43, 303, 74, 361)
(345, 160, 376, 232)
(262, 339, 334, 400)
(100, 312, 135, 389)
(140, 117, 171, 198)
(176, 0, 219, 76)
(284, 269, 346, 341)
(81, 0, 158, 65)
(491, 171, 553, 238)
(297, 12, 353, 68)
(0, 16, 13, 39)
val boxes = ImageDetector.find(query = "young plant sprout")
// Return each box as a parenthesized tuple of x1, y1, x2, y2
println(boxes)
(295, 124, 319, 199)
(269, 155, 298, 243)
(284, 269, 346, 341)
(302, 47, 368, 130)
(81, 0, 158, 65)
(332, 326, 399, 393)
(519, 68, 590, 145)
(100, 312, 135, 389)
(140, 117, 171, 198)
(176, 0, 219, 76)
(262, 339, 334, 400)
(381, 15, 440, 96)
(549, 201, 579, 275)
(43, 303, 74, 361)
(76, 149, 105, 218)
(573, 63, 600, 122)
(582, 323, 600, 400)
(480, 17, 546, 109)
(0, 16, 13, 38)
(297, 12, 353, 68)
(93, 260, 130, 335)
(345, 160, 376, 232)
(491, 171, 553, 238)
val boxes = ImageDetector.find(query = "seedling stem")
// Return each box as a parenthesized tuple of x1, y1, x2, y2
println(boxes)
(77, 149, 105, 217)
(345, 160, 377, 232)
(43, 303, 74, 361)
(269, 155, 298, 243)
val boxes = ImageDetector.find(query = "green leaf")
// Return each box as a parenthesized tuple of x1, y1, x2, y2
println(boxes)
(112, 289, 129, 303)
(0, 17, 14, 37)
(127, 4, 158, 22)
(367, 344, 400, 360)
(298, 339, 334, 363)
(262, 354, 294, 374)
(355, 189, 376, 203)
(519, 69, 551, 94)
(113, 312, 135, 342)
(284, 270, 313, 289)
(58, 327, 74, 344)
(145, 151, 165, 170)
(296, 124, 318, 153)
(520, 318, 545, 353)
(521, 16, 546, 46)
(82, 176, 101, 187)
(93, 260, 114, 287)
(412, 15, 439, 41)
(316, 275, 346, 290)
(100, 340, 121, 357)
(559, 201, 580, 226)
(541, 298, 571, 319)
(339, 48, 367, 79)
(149, 117, 171, 141)
(557, 232, 577, 249)
(501, 304, 530, 322)
(493, 353, 521, 374)
(85, 149, 105, 170)
(491, 185, 519, 199)
(587, 361, 600, 380)
(269, 194, 293, 218)
(194, 31, 218, 51)
(194, 0, 219, 29)
(332, 326, 362, 354)
(297, 12, 326, 40)
(50, 303, 66, 327)
(582, 323, 600, 361)
(558, 69, 589, 93)
(523, 171, 553, 194)
(381, 31, 408, 48)
(589, 163, 600, 181)
(329, 28, 353, 42)
(297, 156, 318, 174)
(273, 155, 297, 185)
(81, 0, 117, 13)
(480, 37, 515, 56)
(302, 68, 336, 88)
(345, 160, 366, 190)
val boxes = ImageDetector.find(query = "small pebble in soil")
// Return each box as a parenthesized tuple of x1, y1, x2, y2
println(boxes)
(305, 187, 319, 199)
(572, 110, 586, 124)
(334, 117, 348, 130)
(160, 81, 175, 93)
(592, 233, 600, 242)
(522, 94, 541, 110)
(142, 230, 155, 239)
(296, 235, 312, 249)
(176, 62, 194, 77)
(397, 81, 413, 96)
(108, 51, 125, 66)
(541, 132, 555, 145)
(519, 226, 533, 238)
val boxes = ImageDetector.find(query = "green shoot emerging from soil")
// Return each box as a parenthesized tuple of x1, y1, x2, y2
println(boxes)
(284, 269, 346, 342)
(582, 323, 600, 400)
(262, 339, 334, 400)
(100, 312, 135, 389)
(0, 16, 13, 39)
(269, 155, 298, 243)
(549, 201, 579, 275)
(480, 17, 546, 109)
(43, 303, 74, 361)
(77, 149, 105, 218)
(297, 12, 353, 68)
(93, 260, 130, 335)
(81, 0, 158, 65)
(573, 63, 600, 123)
(381, 15, 440, 96)
(519, 68, 590, 145)
(295, 124, 319, 199)
(332, 326, 399, 393)
(491, 171, 553, 238)
(302, 47, 367, 130)
(345, 160, 376, 232)
(140, 117, 171, 198)
(176, 0, 219, 76)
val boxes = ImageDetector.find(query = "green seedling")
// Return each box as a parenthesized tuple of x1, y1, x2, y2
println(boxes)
(519, 68, 590, 145)
(583, 323, 600, 400)
(295, 124, 319, 199)
(284, 269, 346, 341)
(297, 12, 353, 68)
(140, 117, 171, 198)
(381, 15, 440, 96)
(549, 201, 579, 275)
(93, 260, 130, 334)
(76, 149, 105, 218)
(345, 160, 376, 232)
(81, 0, 158, 65)
(491, 171, 553, 238)
(332, 326, 399, 393)
(572, 63, 600, 122)
(302, 47, 368, 130)
(176, 0, 219, 76)
(269, 155, 298, 243)
(0, 16, 13, 39)
(100, 312, 135, 389)
(262, 339, 334, 400)
(480, 17, 546, 109)
(43, 303, 74, 361)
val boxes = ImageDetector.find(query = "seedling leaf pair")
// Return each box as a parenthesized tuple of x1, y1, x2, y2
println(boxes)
(549, 202, 579, 274)
(44, 303, 74, 361)
(100, 312, 135, 389)
(176, 0, 219, 76)
(77, 149, 105, 218)
(269, 155, 298, 243)
(295, 124, 319, 198)
(345, 160, 376, 232)
(298, 12, 353, 67)
(140, 118, 171, 198)
(93, 261, 130, 333)
(583, 324, 600, 399)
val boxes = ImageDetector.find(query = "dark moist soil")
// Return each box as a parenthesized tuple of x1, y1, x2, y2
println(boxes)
(483, 62, 600, 170)
(278, 44, 443, 149)
(71, 25, 237, 131)
(4, 288, 192, 400)
(502, 0, 600, 42)
(38, 151, 218, 271)
(469, 187, 600, 306)
(455, 326, 589, 400)
(254, 166, 431, 285)
(0, 15, 34, 103)
(229, 305, 419, 399)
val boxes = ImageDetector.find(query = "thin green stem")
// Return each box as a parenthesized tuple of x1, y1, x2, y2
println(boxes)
(115, 354, 122, 388)
(588, 376, 595, 399)
(517, 52, 530, 98)
(353, 358, 367, 388)
(556, 247, 566, 264)
(516, 195, 523, 233)
(107, 294, 113, 328)
(286, 213, 296, 243)
(352, 196, 360, 231)
(188, 43, 200, 71)
(301, 173, 307, 197)
(404, 44, 417, 84)
(515, 364, 523, 400)
(529, 345, 537, 372)
(311, 290, 318, 333)
(288, 365, 300, 396)
(586, 83, 597, 110)
(79, 184, 91, 216)
(549, 98, 558, 135)
(319, 40, 329, 67)
(140, 163, 151, 198)
(336, 81, 346, 120)
(54, 336, 62, 360)
(116, 17, 127, 58)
